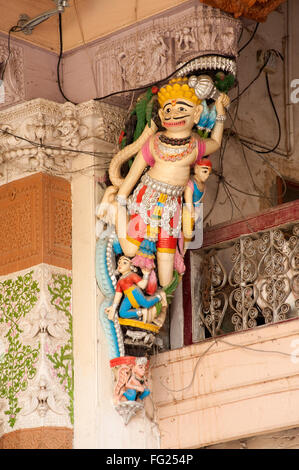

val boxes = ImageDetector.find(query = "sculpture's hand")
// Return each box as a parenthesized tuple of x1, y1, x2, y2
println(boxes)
(215, 93, 230, 114)
(105, 305, 116, 321)
(96, 186, 118, 225)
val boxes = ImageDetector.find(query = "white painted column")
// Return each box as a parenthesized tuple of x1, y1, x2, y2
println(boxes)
(71, 139, 160, 449)
(72, 152, 99, 448)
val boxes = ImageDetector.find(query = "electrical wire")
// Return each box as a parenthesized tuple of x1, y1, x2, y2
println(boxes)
(1, 25, 22, 81)
(57, 12, 77, 105)
(231, 55, 270, 104)
(94, 53, 236, 102)
(0, 128, 115, 159)
(159, 335, 295, 394)
(204, 82, 241, 223)
(243, 72, 281, 155)
(238, 22, 259, 54)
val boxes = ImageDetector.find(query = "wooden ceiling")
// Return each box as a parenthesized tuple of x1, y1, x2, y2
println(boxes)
(0, 0, 187, 53)
(0, 0, 286, 53)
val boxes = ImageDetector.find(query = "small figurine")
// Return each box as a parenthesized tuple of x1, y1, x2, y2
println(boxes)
(114, 357, 150, 403)
(105, 256, 167, 326)
(183, 159, 212, 246)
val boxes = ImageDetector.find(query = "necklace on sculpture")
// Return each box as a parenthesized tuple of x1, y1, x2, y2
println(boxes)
(159, 134, 191, 146)
(154, 133, 196, 162)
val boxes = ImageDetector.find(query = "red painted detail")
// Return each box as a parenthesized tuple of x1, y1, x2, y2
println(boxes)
(203, 200, 299, 248)
(110, 356, 149, 368)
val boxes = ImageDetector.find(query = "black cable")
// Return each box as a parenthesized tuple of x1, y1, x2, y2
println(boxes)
(1, 25, 22, 81)
(0, 128, 114, 158)
(243, 72, 281, 155)
(231, 55, 270, 104)
(238, 23, 259, 54)
(94, 53, 236, 102)
(57, 13, 77, 105)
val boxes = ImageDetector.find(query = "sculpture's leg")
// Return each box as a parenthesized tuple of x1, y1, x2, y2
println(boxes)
(115, 205, 139, 257)
(156, 251, 175, 287)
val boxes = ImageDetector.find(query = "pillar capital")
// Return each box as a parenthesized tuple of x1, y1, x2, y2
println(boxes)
(0, 98, 126, 186)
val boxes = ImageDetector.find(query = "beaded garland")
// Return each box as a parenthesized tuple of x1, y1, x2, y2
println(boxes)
(154, 133, 196, 162)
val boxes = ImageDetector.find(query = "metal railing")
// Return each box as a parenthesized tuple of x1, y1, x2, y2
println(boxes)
(192, 222, 299, 341)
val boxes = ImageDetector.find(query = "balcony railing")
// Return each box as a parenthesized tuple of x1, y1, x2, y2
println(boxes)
(187, 200, 299, 343)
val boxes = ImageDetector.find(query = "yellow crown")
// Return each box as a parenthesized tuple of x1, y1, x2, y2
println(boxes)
(157, 77, 201, 108)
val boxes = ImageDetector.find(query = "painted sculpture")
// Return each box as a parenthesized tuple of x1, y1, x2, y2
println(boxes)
(96, 72, 231, 424)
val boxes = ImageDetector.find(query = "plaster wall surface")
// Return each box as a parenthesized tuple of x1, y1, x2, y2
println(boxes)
(151, 318, 299, 448)
(0, 32, 63, 110)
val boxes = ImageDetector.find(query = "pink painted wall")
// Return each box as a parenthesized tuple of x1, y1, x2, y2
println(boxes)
(0, 32, 63, 110)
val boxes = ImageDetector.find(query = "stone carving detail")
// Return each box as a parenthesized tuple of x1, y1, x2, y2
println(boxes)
(0, 39, 25, 108)
(0, 264, 73, 438)
(95, 4, 241, 99)
(0, 173, 71, 275)
(0, 98, 126, 185)
(200, 0, 286, 22)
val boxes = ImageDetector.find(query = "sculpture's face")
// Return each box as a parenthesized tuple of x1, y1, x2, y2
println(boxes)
(158, 98, 202, 134)
(134, 362, 146, 377)
(117, 256, 132, 274)
(196, 166, 211, 183)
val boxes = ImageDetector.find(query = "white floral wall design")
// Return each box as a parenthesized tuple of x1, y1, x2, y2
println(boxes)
(0, 265, 73, 436)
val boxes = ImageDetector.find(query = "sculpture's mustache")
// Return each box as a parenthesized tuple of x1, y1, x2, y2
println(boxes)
(164, 115, 191, 120)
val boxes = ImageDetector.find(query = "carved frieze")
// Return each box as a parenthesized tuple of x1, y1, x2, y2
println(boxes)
(0, 98, 126, 185)
(95, 3, 242, 99)
(200, 0, 286, 22)
(0, 38, 25, 108)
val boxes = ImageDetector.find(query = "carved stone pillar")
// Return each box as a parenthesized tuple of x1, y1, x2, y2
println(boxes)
(0, 98, 126, 448)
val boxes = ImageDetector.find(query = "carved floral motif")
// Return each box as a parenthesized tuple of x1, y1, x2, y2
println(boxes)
(0, 99, 126, 186)
(0, 265, 73, 438)
(0, 40, 25, 107)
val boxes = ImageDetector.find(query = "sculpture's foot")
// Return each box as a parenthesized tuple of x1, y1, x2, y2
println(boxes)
(152, 305, 167, 328)
(141, 306, 156, 324)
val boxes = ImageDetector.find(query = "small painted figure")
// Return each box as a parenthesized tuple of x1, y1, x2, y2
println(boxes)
(105, 256, 167, 325)
(183, 159, 212, 246)
(114, 357, 150, 403)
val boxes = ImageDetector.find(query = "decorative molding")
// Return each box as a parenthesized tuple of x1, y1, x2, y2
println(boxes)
(0, 172, 72, 275)
(200, 0, 286, 22)
(0, 264, 73, 440)
(203, 200, 299, 249)
(95, 3, 241, 100)
(0, 98, 126, 185)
